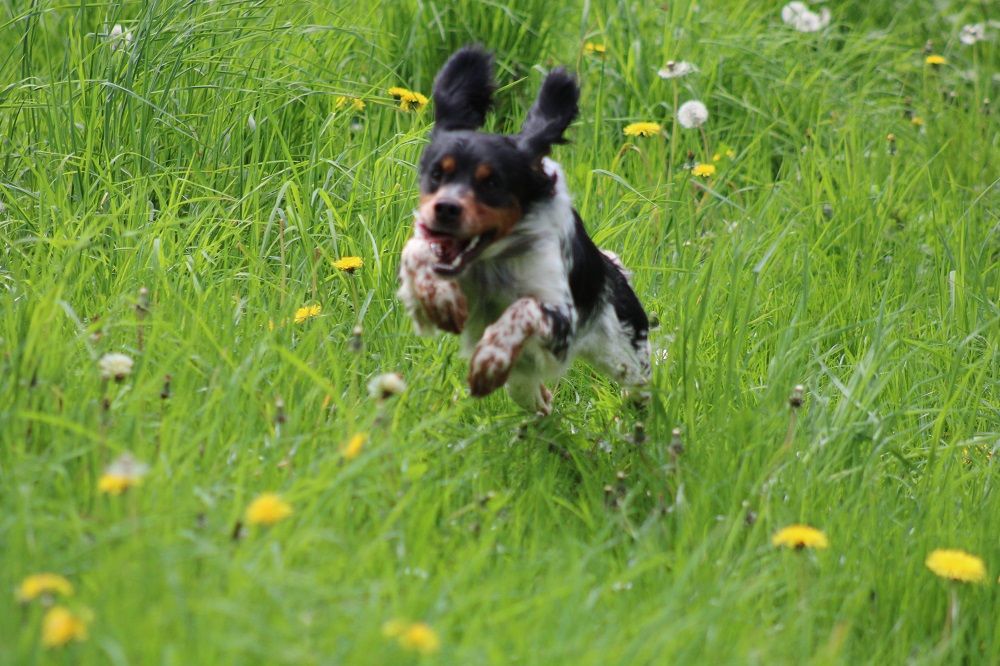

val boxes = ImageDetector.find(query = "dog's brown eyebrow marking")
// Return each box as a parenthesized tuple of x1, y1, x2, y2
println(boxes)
(440, 156, 456, 173)
(475, 163, 493, 181)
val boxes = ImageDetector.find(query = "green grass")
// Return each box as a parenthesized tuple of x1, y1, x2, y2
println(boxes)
(2, 0, 998, 663)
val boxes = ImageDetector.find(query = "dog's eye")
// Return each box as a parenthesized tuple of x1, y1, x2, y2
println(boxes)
(429, 165, 443, 186)
(482, 174, 500, 189)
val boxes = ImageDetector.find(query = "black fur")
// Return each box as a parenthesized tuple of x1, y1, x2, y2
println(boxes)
(432, 45, 496, 133)
(567, 210, 606, 322)
(516, 68, 580, 160)
(603, 254, 649, 351)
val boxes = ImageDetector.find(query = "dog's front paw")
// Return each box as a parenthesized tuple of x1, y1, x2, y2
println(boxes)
(421, 279, 468, 334)
(468, 340, 514, 397)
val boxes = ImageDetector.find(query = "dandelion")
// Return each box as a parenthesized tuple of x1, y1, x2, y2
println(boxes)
(772, 524, 829, 550)
(925, 54, 947, 66)
(245, 493, 293, 526)
(294, 304, 321, 324)
(400, 623, 441, 655)
(623, 122, 662, 138)
(926, 549, 987, 583)
(388, 87, 429, 111)
(583, 42, 607, 56)
(342, 433, 367, 461)
(781, 2, 831, 33)
(657, 60, 697, 79)
(335, 96, 366, 112)
(333, 256, 364, 273)
(691, 163, 716, 178)
(98, 453, 149, 496)
(911, 116, 924, 127)
(17, 574, 74, 603)
(677, 100, 709, 129)
(108, 24, 132, 51)
(368, 372, 407, 400)
(959, 24, 986, 46)
(42, 606, 88, 648)
(98, 353, 133, 381)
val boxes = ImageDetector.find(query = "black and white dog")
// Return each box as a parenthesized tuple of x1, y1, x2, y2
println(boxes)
(398, 46, 650, 414)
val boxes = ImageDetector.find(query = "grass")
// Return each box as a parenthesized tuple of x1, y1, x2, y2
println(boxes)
(1, 0, 998, 663)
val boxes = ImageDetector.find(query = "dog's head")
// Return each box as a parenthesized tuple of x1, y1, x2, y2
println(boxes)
(416, 46, 579, 276)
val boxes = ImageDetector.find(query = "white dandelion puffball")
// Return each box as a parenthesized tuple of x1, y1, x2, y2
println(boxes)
(960, 24, 986, 46)
(99, 353, 134, 380)
(367, 372, 407, 400)
(781, 2, 831, 33)
(108, 24, 133, 51)
(657, 61, 697, 80)
(105, 453, 150, 482)
(677, 100, 709, 129)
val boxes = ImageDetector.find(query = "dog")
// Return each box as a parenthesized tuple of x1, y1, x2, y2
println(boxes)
(397, 46, 650, 415)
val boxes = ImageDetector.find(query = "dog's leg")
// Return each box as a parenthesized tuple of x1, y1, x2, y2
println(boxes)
(397, 235, 468, 335)
(506, 377, 553, 416)
(468, 298, 572, 398)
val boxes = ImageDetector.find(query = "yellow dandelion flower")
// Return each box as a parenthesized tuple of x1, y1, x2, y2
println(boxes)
(925, 549, 986, 583)
(294, 304, 322, 324)
(17, 574, 74, 603)
(98, 453, 148, 496)
(42, 606, 88, 648)
(691, 163, 716, 178)
(98, 475, 131, 495)
(623, 122, 662, 138)
(342, 433, 367, 461)
(911, 116, 924, 127)
(399, 622, 441, 655)
(333, 256, 364, 273)
(245, 493, 293, 526)
(726, 149, 736, 159)
(712, 153, 721, 162)
(388, 87, 429, 111)
(335, 96, 366, 112)
(924, 54, 946, 66)
(771, 524, 829, 550)
(584, 42, 607, 55)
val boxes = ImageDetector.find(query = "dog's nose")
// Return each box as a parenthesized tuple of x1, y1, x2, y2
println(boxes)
(433, 199, 462, 226)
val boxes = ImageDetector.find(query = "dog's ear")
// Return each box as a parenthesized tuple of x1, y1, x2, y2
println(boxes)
(432, 45, 495, 133)
(516, 68, 579, 161)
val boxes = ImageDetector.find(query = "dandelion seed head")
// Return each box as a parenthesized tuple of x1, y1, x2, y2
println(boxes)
(98, 353, 133, 381)
(657, 60, 697, 79)
(959, 24, 986, 46)
(677, 100, 709, 129)
(368, 372, 407, 400)
(781, 2, 831, 33)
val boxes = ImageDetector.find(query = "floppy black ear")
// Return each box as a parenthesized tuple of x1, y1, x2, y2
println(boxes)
(432, 45, 495, 133)
(516, 68, 579, 159)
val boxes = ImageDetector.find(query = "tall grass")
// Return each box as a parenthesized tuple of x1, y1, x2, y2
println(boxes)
(1, 0, 997, 663)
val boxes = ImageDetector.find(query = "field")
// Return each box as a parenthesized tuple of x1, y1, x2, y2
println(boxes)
(1, 0, 998, 663)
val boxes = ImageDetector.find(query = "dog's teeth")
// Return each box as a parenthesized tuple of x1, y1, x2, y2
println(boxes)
(465, 235, 481, 252)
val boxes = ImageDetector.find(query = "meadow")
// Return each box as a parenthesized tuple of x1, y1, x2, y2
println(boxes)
(1, 0, 998, 663)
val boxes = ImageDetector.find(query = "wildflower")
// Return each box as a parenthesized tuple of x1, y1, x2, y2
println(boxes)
(108, 24, 132, 51)
(691, 163, 716, 177)
(342, 433, 366, 461)
(781, 2, 831, 33)
(99, 353, 133, 381)
(623, 122, 662, 138)
(294, 304, 321, 324)
(333, 256, 364, 273)
(400, 622, 441, 655)
(17, 574, 74, 603)
(925, 54, 947, 66)
(247, 114, 257, 131)
(245, 493, 292, 526)
(388, 87, 429, 111)
(42, 606, 88, 648)
(335, 96, 366, 112)
(677, 100, 709, 129)
(726, 149, 736, 159)
(98, 453, 149, 496)
(959, 24, 986, 46)
(925, 549, 987, 583)
(367, 372, 407, 400)
(583, 42, 607, 56)
(657, 60, 697, 79)
(771, 524, 829, 550)
(911, 116, 924, 127)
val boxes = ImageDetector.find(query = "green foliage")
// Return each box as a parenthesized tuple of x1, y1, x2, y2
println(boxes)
(1, 0, 997, 663)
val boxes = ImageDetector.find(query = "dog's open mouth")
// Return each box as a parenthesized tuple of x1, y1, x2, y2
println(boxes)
(423, 226, 497, 276)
